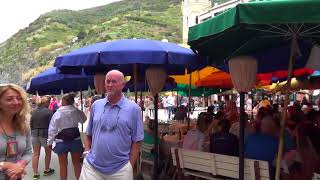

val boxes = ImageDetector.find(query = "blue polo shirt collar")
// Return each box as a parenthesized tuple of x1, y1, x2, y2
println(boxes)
(104, 94, 126, 108)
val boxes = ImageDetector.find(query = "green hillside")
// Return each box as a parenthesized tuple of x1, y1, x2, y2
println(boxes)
(0, 0, 232, 85)
(0, 0, 182, 84)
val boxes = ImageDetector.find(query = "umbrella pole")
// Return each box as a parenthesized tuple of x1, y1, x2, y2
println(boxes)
(153, 94, 159, 180)
(275, 33, 298, 180)
(239, 92, 245, 180)
(202, 88, 205, 108)
(140, 91, 143, 119)
(176, 90, 179, 107)
(134, 64, 138, 103)
(80, 90, 84, 132)
(187, 70, 192, 130)
(251, 90, 254, 120)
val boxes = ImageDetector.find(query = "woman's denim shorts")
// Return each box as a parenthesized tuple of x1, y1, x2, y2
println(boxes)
(53, 139, 83, 154)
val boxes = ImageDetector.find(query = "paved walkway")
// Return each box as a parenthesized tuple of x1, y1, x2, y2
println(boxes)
(24, 149, 77, 180)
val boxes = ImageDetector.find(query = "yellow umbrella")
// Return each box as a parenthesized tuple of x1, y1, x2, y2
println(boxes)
(170, 66, 218, 86)
(264, 78, 309, 93)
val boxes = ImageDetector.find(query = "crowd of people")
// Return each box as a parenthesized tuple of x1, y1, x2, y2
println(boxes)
(173, 97, 320, 179)
(2, 70, 320, 179)
(140, 93, 320, 179)
(137, 93, 197, 121)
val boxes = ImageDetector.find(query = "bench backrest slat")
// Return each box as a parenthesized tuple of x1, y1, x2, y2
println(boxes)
(171, 148, 270, 180)
(141, 143, 153, 153)
(214, 161, 270, 178)
(182, 149, 213, 173)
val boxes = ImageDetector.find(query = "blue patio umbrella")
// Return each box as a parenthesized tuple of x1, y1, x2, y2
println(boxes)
(54, 39, 205, 75)
(54, 39, 204, 180)
(26, 67, 94, 95)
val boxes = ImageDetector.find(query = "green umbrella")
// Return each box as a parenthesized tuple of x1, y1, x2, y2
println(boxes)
(188, 1, 320, 180)
(175, 83, 225, 97)
(189, 0, 320, 63)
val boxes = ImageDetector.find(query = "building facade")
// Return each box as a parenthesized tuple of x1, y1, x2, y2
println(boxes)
(182, 0, 249, 44)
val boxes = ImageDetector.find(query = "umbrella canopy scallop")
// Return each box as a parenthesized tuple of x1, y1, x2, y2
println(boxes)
(26, 67, 94, 95)
(54, 39, 205, 75)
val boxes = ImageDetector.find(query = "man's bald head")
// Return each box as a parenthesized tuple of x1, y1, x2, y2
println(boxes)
(105, 70, 126, 98)
(106, 70, 125, 84)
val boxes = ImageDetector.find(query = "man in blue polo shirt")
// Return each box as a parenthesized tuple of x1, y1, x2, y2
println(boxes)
(80, 70, 144, 180)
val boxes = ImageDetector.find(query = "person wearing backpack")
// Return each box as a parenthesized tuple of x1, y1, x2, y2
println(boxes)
(47, 93, 86, 180)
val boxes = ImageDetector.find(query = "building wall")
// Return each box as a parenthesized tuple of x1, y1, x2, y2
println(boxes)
(182, 0, 211, 44)
(182, 0, 249, 44)
(198, 0, 249, 23)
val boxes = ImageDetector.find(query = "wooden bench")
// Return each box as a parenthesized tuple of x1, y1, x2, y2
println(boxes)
(171, 148, 270, 180)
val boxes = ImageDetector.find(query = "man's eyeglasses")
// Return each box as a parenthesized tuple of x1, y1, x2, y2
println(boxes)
(105, 79, 119, 85)
(100, 106, 121, 131)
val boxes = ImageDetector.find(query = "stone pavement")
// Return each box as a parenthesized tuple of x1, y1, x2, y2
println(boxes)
(24, 149, 77, 180)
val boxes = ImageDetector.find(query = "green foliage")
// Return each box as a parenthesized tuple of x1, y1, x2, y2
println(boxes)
(0, 0, 182, 84)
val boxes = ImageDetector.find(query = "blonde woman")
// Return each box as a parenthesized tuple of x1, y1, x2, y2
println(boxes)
(0, 84, 32, 180)
(48, 93, 86, 180)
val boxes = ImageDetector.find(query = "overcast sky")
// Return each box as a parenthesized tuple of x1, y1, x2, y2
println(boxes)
(0, 0, 121, 43)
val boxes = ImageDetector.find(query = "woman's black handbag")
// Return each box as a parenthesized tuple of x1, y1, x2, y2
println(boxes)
(56, 127, 80, 141)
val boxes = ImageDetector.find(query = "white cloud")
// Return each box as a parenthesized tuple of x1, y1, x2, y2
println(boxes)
(0, 0, 121, 43)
